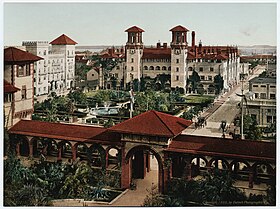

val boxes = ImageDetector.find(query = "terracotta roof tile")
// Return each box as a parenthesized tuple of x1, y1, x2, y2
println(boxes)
(142, 48, 171, 59)
(167, 134, 275, 162)
(125, 26, 145, 33)
(109, 110, 192, 137)
(4, 80, 20, 93)
(170, 25, 189, 32)
(4, 47, 43, 64)
(50, 34, 77, 45)
(9, 120, 120, 144)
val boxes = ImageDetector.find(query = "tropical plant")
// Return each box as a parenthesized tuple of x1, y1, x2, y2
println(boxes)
(243, 115, 262, 140)
(191, 169, 246, 205)
(214, 74, 224, 94)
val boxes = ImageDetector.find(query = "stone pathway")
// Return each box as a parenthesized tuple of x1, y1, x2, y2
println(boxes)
(112, 170, 158, 206)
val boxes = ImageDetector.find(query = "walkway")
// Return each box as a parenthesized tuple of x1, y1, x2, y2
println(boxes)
(184, 65, 266, 137)
(112, 170, 158, 206)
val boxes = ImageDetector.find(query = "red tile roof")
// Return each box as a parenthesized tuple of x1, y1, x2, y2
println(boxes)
(166, 134, 275, 162)
(50, 34, 77, 45)
(4, 47, 43, 64)
(170, 25, 189, 32)
(9, 120, 120, 144)
(142, 47, 171, 59)
(109, 110, 192, 137)
(125, 26, 145, 33)
(4, 80, 20, 93)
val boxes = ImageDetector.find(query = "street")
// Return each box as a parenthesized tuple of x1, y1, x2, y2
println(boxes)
(183, 65, 266, 137)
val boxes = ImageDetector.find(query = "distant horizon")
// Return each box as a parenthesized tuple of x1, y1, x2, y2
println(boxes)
(4, 3, 277, 46)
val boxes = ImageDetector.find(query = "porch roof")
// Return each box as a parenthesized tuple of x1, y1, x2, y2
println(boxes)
(9, 120, 120, 144)
(166, 134, 276, 162)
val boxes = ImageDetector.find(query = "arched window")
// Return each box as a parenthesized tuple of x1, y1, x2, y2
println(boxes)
(162, 66, 167, 71)
(188, 67, 193, 71)
(156, 66, 160, 71)
(149, 66, 154, 70)
(144, 66, 148, 71)
(168, 66, 171, 71)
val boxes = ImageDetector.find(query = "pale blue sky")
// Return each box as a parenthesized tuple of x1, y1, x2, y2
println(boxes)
(3, 3, 277, 46)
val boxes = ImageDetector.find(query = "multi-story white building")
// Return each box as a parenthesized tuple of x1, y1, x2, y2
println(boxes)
(247, 77, 276, 127)
(22, 34, 77, 101)
(94, 25, 241, 94)
(4, 47, 42, 129)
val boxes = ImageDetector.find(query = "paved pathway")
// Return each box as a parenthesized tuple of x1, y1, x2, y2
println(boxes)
(112, 170, 158, 206)
(183, 66, 266, 137)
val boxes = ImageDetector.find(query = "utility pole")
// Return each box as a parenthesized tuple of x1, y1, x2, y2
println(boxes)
(129, 89, 134, 118)
(240, 65, 245, 140)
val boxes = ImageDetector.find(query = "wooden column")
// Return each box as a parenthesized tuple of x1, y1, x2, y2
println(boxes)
(143, 152, 147, 178)
(16, 142, 20, 156)
(57, 145, 62, 161)
(72, 144, 77, 161)
(121, 145, 130, 189)
(249, 170, 254, 188)
(28, 140, 33, 158)
(105, 151, 109, 168)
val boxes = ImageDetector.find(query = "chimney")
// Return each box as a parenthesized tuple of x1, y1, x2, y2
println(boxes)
(156, 42, 161, 48)
(199, 40, 202, 48)
(163, 43, 167, 48)
(191, 31, 195, 48)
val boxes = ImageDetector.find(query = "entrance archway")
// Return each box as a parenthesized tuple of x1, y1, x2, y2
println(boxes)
(125, 145, 164, 192)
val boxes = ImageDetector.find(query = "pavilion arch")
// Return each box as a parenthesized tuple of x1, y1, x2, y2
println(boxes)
(106, 146, 121, 169)
(229, 159, 251, 172)
(74, 142, 90, 161)
(209, 157, 230, 170)
(89, 143, 106, 169)
(58, 140, 73, 159)
(124, 145, 164, 192)
(43, 138, 59, 157)
(252, 162, 274, 175)
(16, 135, 29, 157)
(190, 156, 209, 177)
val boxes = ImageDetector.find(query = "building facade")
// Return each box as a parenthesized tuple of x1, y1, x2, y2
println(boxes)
(22, 34, 77, 101)
(247, 77, 276, 127)
(95, 25, 241, 94)
(4, 47, 42, 129)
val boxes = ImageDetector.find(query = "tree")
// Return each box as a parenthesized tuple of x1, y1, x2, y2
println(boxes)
(75, 63, 92, 81)
(214, 74, 224, 95)
(189, 70, 200, 93)
(191, 170, 246, 206)
(243, 115, 262, 140)
(91, 55, 119, 89)
(68, 89, 87, 105)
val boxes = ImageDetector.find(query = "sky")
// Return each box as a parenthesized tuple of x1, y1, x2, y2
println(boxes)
(3, 2, 277, 46)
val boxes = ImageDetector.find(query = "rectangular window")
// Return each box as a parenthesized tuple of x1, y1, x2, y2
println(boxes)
(200, 76, 205, 80)
(253, 85, 258, 87)
(26, 64, 30, 76)
(18, 65, 24, 77)
(131, 67, 134, 71)
(176, 67, 179, 72)
(176, 59, 179, 63)
(176, 76, 179, 81)
(116, 66, 120, 70)
(115, 73, 118, 78)
(208, 76, 212, 81)
(43, 87, 46, 91)
(270, 94, 276, 99)
(210, 67, 214, 72)
(21, 85, 27, 100)
(255, 93, 259, 99)
(260, 93, 266, 99)
(131, 58, 134, 63)
(267, 115, 272, 124)
(270, 85, 276, 88)
(199, 67, 203, 72)
(261, 85, 266, 88)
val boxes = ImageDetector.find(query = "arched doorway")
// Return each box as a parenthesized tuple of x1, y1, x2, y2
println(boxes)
(125, 145, 163, 192)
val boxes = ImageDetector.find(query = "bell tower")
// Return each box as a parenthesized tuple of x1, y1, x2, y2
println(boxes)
(125, 26, 144, 86)
(170, 25, 189, 93)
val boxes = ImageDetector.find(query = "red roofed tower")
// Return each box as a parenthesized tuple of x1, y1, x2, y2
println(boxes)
(125, 26, 144, 87)
(170, 25, 189, 93)
(50, 34, 77, 90)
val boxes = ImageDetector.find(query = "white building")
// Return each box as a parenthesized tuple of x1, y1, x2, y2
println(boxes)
(95, 25, 241, 94)
(23, 34, 77, 101)
(4, 47, 42, 129)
